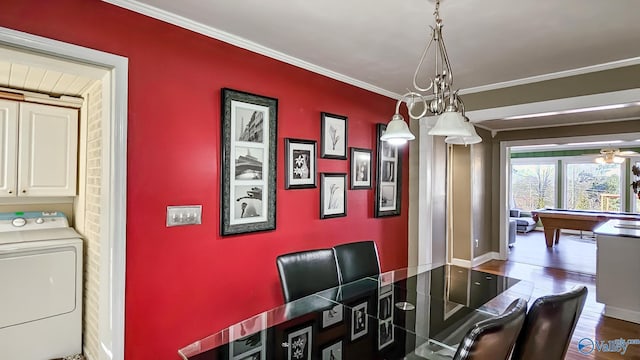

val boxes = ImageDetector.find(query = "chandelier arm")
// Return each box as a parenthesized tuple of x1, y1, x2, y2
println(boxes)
(395, 92, 428, 120)
(412, 34, 436, 92)
(437, 26, 454, 88)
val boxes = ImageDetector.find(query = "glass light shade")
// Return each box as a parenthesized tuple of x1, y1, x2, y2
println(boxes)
(444, 121, 482, 145)
(595, 156, 625, 164)
(381, 114, 415, 144)
(428, 110, 473, 137)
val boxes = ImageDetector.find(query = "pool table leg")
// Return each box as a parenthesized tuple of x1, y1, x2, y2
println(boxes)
(554, 229, 561, 244)
(544, 227, 556, 247)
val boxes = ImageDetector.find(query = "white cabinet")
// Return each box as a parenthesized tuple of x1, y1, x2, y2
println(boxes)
(0, 99, 78, 197)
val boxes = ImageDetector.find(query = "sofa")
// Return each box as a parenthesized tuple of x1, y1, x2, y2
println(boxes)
(509, 209, 537, 233)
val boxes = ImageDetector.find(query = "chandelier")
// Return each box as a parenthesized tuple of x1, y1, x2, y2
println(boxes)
(381, 0, 481, 146)
(595, 148, 632, 164)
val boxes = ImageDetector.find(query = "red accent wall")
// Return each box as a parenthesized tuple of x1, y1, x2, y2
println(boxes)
(0, 1, 409, 359)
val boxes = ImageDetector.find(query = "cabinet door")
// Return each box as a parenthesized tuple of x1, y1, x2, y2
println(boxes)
(0, 99, 18, 197)
(18, 102, 78, 197)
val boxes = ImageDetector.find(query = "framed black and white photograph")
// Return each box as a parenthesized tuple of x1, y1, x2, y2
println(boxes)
(285, 138, 317, 189)
(374, 124, 402, 217)
(350, 147, 372, 189)
(321, 112, 348, 159)
(322, 304, 343, 329)
(286, 324, 313, 360)
(321, 340, 342, 360)
(221, 88, 277, 235)
(378, 291, 393, 321)
(229, 313, 266, 360)
(320, 173, 347, 219)
(378, 320, 394, 350)
(350, 302, 368, 341)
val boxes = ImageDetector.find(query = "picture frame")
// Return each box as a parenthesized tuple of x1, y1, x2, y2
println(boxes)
(321, 304, 343, 329)
(220, 88, 277, 236)
(377, 286, 394, 350)
(321, 112, 348, 159)
(320, 173, 347, 219)
(285, 138, 317, 189)
(377, 320, 394, 350)
(321, 340, 343, 360)
(374, 124, 402, 217)
(286, 324, 313, 360)
(228, 314, 267, 360)
(349, 147, 372, 189)
(350, 301, 368, 341)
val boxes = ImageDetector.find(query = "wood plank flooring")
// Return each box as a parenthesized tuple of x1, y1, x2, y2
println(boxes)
(474, 260, 640, 359)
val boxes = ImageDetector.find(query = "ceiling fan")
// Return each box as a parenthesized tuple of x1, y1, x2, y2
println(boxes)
(595, 148, 638, 164)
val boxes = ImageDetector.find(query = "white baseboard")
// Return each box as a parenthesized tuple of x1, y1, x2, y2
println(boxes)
(472, 252, 501, 267)
(604, 305, 640, 324)
(450, 258, 471, 268)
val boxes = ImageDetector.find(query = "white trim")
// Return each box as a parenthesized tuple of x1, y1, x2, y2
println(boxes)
(471, 252, 500, 267)
(102, 0, 400, 100)
(603, 305, 640, 325)
(0, 26, 128, 360)
(460, 57, 640, 95)
(467, 88, 640, 124)
(450, 258, 471, 268)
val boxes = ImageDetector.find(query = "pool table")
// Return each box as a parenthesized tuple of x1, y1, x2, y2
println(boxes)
(531, 208, 640, 247)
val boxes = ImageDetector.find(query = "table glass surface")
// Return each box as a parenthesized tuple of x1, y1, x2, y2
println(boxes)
(178, 265, 532, 360)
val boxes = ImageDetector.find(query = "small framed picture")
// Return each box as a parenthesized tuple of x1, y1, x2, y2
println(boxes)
(378, 291, 393, 321)
(322, 304, 343, 329)
(229, 325, 266, 360)
(378, 320, 394, 350)
(286, 324, 313, 360)
(285, 138, 317, 189)
(321, 340, 342, 360)
(350, 147, 372, 189)
(320, 173, 347, 219)
(374, 124, 402, 217)
(350, 302, 368, 341)
(321, 112, 348, 159)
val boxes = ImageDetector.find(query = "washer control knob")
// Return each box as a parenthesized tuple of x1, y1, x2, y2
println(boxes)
(35, 218, 45, 224)
(12, 218, 27, 227)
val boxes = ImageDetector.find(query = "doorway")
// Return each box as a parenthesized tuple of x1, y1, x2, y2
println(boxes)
(0, 27, 127, 360)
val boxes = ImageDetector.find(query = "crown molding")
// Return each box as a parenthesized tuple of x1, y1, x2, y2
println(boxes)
(460, 57, 640, 95)
(102, 0, 401, 99)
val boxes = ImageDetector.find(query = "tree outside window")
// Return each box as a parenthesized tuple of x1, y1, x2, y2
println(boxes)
(566, 163, 621, 211)
(511, 163, 556, 211)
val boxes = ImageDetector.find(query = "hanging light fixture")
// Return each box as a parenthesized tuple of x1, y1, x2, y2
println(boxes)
(382, 0, 480, 145)
(595, 148, 627, 164)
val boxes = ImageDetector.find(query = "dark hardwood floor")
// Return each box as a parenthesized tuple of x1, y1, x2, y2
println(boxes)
(474, 260, 640, 359)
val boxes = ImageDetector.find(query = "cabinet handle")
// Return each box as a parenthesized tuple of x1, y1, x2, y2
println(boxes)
(21, 190, 26, 194)
(8, 190, 12, 194)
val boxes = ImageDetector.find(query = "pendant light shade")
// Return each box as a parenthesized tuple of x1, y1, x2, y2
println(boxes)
(444, 121, 482, 145)
(428, 110, 472, 137)
(380, 114, 415, 145)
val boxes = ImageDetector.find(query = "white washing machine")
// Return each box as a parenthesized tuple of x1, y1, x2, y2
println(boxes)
(0, 211, 83, 360)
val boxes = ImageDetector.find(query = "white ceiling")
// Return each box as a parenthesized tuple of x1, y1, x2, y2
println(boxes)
(2, 0, 640, 133)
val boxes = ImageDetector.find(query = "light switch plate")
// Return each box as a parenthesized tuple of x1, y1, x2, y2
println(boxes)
(166, 205, 202, 227)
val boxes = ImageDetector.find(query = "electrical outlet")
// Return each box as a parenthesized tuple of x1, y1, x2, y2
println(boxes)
(166, 205, 202, 227)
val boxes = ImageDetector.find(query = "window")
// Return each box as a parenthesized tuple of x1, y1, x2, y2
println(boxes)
(511, 161, 556, 211)
(633, 160, 640, 213)
(565, 161, 622, 212)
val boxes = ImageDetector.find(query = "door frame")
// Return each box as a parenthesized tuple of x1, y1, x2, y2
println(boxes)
(0, 26, 128, 360)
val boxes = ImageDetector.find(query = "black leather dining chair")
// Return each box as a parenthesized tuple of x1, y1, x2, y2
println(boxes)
(333, 240, 381, 284)
(453, 298, 528, 360)
(276, 249, 340, 302)
(511, 285, 588, 360)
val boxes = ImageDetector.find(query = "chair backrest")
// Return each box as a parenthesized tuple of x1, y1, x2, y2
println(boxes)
(511, 285, 588, 360)
(276, 249, 340, 303)
(453, 298, 528, 360)
(333, 240, 381, 284)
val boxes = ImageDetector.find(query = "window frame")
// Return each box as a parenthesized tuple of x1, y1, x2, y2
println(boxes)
(562, 155, 626, 212)
(510, 158, 558, 212)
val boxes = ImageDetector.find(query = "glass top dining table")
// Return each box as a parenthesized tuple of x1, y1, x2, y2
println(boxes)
(178, 264, 533, 360)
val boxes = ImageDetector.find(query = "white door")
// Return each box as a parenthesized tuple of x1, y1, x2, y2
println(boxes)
(18, 102, 78, 196)
(0, 99, 18, 197)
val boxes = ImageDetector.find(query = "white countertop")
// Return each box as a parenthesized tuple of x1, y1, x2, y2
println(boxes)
(594, 219, 640, 238)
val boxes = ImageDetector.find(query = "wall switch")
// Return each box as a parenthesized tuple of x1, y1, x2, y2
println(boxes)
(475, 239, 479, 248)
(166, 205, 202, 227)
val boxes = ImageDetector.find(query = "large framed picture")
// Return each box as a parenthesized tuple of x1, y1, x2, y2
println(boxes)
(350, 147, 372, 189)
(320, 173, 347, 219)
(321, 112, 348, 159)
(374, 124, 402, 217)
(220, 88, 277, 235)
(286, 324, 313, 360)
(285, 138, 317, 189)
